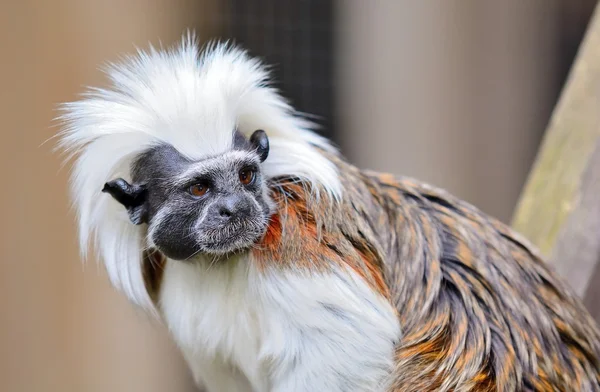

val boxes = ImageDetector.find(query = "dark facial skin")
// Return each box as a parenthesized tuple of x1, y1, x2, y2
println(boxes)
(103, 130, 273, 260)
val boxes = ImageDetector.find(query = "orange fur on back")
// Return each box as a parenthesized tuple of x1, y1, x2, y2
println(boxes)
(253, 181, 390, 299)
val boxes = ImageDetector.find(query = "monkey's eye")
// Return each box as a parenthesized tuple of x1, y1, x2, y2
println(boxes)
(189, 183, 209, 197)
(239, 168, 256, 186)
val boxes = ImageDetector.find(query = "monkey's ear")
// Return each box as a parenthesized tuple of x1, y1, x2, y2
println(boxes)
(102, 178, 148, 225)
(250, 129, 269, 162)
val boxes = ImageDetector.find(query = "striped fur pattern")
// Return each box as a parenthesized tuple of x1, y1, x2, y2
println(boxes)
(60, 36, 600, 391)
(369, 172, 600, 391)
(330, 153, 600, 391)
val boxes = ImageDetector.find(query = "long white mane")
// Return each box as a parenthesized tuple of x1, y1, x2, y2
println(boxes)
(57, 34, 342, 312)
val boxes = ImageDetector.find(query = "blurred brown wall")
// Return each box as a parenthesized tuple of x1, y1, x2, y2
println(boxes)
(0, 1, 219, 391)
(336, 0, 593, 223)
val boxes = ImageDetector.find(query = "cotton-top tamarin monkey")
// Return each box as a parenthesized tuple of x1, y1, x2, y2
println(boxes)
(57, 35, 600, 392)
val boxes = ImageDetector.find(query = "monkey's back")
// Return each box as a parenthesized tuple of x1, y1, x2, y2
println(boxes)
(358, 170, 600, 391)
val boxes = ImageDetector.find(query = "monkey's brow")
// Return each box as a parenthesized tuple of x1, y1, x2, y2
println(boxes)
(172, 150, 259, 186)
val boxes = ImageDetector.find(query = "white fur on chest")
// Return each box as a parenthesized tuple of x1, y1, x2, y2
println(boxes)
(159, 256, 401, 392)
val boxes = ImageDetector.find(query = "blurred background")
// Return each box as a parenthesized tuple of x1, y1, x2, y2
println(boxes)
(0, 1, 597, 391)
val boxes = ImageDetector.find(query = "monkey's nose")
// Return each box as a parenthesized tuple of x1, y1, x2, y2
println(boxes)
(218, 206, 233, 218)
(213, 195, 252, 222)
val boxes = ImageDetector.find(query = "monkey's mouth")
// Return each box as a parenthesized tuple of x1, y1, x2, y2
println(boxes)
(196, 221, 267, 255)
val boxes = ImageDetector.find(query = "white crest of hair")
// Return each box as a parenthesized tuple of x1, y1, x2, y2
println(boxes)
(56, 33, 342, 312)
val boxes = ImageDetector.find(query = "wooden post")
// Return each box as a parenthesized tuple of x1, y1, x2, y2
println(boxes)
(511, 3, 600, 315)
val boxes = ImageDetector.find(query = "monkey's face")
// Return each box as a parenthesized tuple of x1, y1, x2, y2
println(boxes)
(103, 130, 273, 260)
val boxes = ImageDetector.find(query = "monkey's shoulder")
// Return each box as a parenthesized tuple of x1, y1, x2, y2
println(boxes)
(363, 169, 537, 256)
